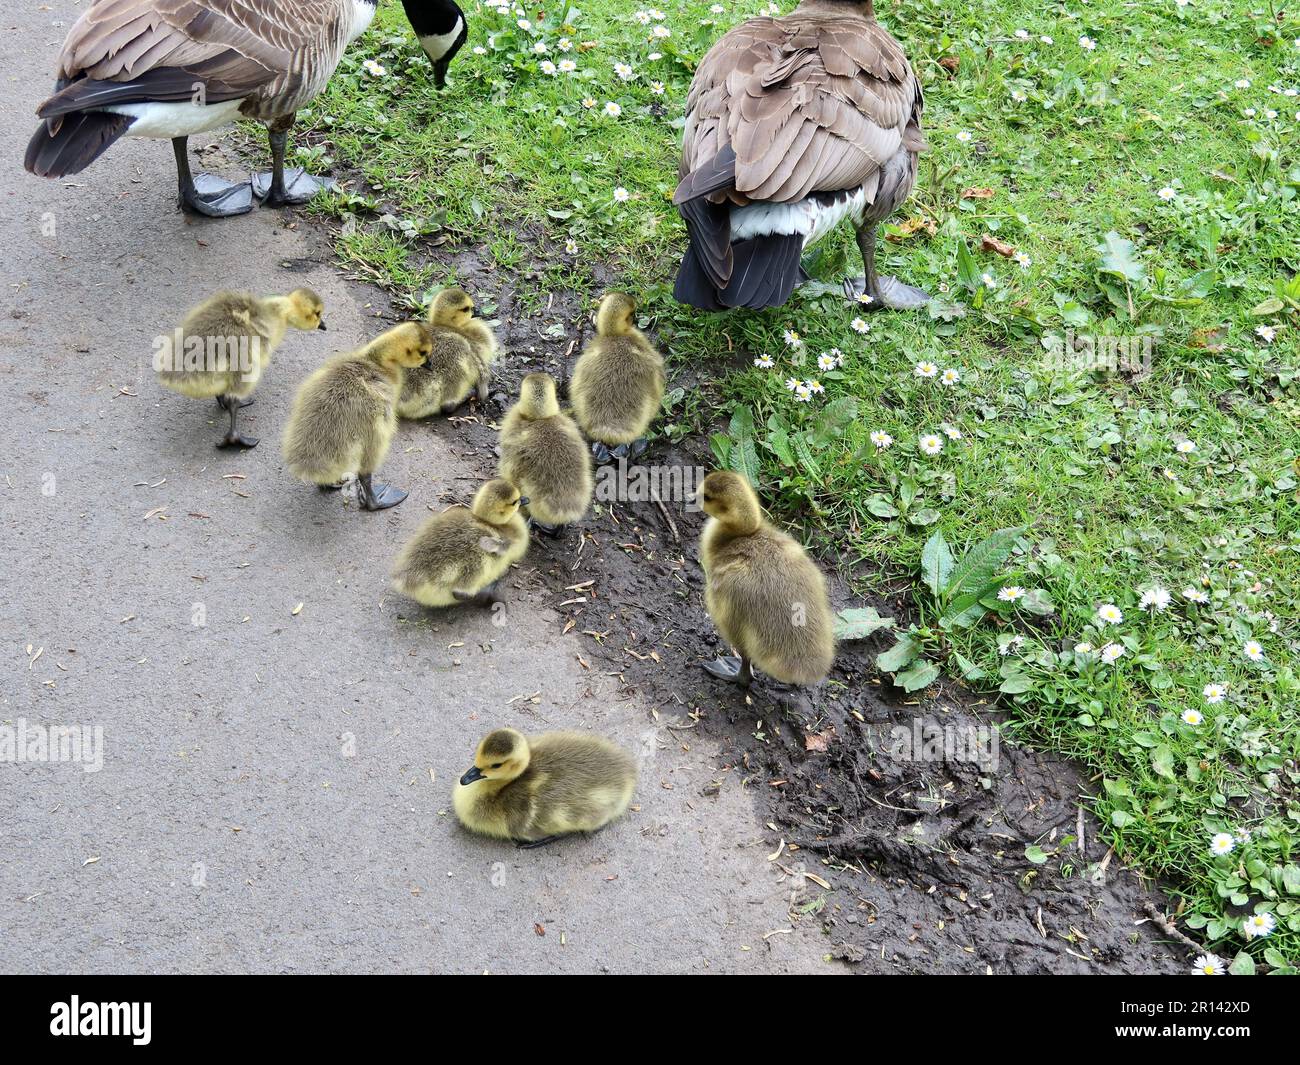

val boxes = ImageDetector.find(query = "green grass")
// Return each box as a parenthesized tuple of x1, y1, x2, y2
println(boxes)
(294, 0, 1300, 971)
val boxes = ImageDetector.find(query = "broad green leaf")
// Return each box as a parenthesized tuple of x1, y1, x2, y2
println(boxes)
(833, 607, 895, 641)
(876, 635, 920, 673)
(1025, 845, 1050, 865)
(1228, 952, 1256, 976)
(921, 531, 954, 598)
(943, 527, 1026, 601)
(1097, 230, 1147, 284)
(895, 659, 941, 692)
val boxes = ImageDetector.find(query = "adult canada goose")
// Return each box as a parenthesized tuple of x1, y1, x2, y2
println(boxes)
(673, 0, 928, 311)
(24, 0, 466, 217)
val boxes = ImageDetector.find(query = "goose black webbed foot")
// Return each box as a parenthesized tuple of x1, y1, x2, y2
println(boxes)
(174, 138, 254, 218)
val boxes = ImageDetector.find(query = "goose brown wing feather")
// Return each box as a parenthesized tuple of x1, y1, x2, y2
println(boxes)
(677, 11, 923, 207)
(42, 0, 349, 116)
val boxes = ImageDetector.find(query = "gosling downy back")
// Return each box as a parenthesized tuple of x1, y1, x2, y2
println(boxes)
(283, 321, 430, 484)
(699, 470, 835, 684)
(570, 293, 666, 446)
(499, 373, 593, 527)
(157, 288, 324, 400)
(391, 478, 529, 607)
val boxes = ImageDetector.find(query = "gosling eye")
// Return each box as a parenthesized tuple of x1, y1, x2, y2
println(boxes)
(490, 762, 503, 769)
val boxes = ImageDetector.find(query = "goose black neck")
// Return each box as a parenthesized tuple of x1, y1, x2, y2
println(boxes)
(400, 0, 465, 37)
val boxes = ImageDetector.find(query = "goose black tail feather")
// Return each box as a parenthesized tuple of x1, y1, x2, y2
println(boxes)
(675, 232, 804, 311)
(25, 112, 135, 178)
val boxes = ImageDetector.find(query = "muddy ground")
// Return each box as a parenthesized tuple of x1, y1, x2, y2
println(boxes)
(325, 189, 1191, 973)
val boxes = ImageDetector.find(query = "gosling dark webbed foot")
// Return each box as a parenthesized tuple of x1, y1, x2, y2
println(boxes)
(703, 654, 754, 687)
(216, 395, 254, 411)
(357, 474, 407, 511)
(217, 432, 258, 450)
(451, 583, 504, 608)
(591, 441, 615, 465)
(514, 835, 562, 850)
(627, 437, 650, 461)
(530, 521, 566, 539)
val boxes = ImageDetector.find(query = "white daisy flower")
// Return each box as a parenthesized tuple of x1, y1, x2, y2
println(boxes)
(784, 377, 800, 391)
(1243, 912, 1276, 939)
(1161, 468, 1177, 481)
(533, 41, 549, 54)
(753, 354, 775, 369)
(557, 38, 572, 52)
(782, 329, 802, 348)
(1243, 640, 1264, 662)
(941, 425, 963, 441)
(1079, 35, 1097, 51)
(1181, 709, 1203, 726)
(1209, 832, 1235, 856)
(647, 52, 662, 61)
(998, 586, 1026, 603)
(652, 25, 671, 39)
(558, 58, 577, 73)
(1157, 186, 1177, 201)
(633, 10, 651, 25)
(1192, 954, 1225, 975)
(517, 18, 532, 29)
(1014, 29, 1029, 40)
(1011, 89, 1028, 102)
(603, 101, 622, 117)
(941, 367, 961, 386)
(1176, 439, 1197, 453)
(612, 186, 630, 203)
(472, 45, 488, 56)
(1183, 588, 1209, 604)
(817, 353, 837, 372)
(1040, 35, 1054, 44)
(539, 59, 557, 74)
(362, 59, 387, 76)
(1100, 642, 1125, 664)
(1074, 642, 1094, 654)
(870, 430, 893, 450)
(614, 62, 636, 81)
(918, 433, 944, 456)
(793, 384, 813, 403)
(850, 317, 870, 333)
(914, 361, 939, 378)
(806, 379, 825, 395)
(649, 80, 664, 94)
(564, 238, 578, 255)
(1014, 251, 1031, 268)
(1096, 604, 1123, 625)
(581, 97, 596, 109)
(1235, 78, 1251, 89)
(981, 272, 996, 288)
(1256, 325, 1276, 343)
(956, 130, 973, 143)
(1202, 683, 1226, 704)
(1139, 587, 1171, 612)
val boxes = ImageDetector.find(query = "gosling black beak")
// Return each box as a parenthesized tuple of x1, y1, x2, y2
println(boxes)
(460, 766, 484, 785)
(317, 321, 327, 331)
(518, 496, 530, 507)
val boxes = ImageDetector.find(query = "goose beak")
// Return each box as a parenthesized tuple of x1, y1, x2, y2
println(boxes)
(460, 765, 484, 785)
(518, 496, 530, 507)
(317, 321, 327, 331)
